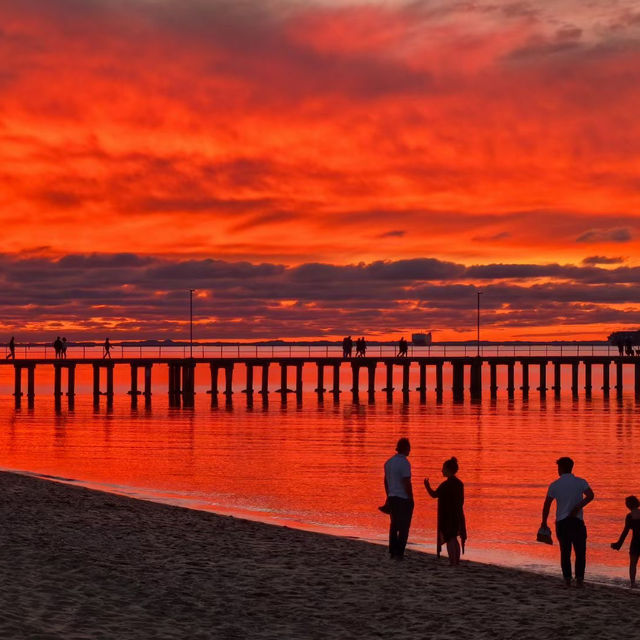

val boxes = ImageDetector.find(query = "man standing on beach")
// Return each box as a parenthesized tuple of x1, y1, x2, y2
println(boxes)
(383, 438, 414, 560)
(541, 457, 594, 587)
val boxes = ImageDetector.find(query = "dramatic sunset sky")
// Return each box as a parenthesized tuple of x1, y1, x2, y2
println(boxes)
(1, 0, 639, 341)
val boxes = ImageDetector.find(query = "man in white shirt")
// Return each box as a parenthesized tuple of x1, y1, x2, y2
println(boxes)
(383, 437, 414, 559)
(541, 457, 594, 587)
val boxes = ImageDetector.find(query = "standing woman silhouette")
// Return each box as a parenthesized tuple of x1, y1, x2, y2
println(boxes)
(424, 457, 467, 565)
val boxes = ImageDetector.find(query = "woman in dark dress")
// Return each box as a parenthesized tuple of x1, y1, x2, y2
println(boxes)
(611, 495, 640, 588)
(424, 457, 466, 565)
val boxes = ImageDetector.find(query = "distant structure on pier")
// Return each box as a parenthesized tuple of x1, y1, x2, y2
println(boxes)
(411, 332, 432, 346)
(608, 330, 640, 345)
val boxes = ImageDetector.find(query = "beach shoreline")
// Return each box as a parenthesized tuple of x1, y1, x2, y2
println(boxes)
(0, 470, 638, 639)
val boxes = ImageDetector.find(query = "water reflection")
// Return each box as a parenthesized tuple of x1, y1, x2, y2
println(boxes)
(0, 388, 639, 584)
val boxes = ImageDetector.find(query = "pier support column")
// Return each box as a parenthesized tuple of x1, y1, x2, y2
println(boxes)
(507, 362, 515, 399)
(470, 360, 482, 400)
(402, 363, 410, 394)
(182, 363, 195, 407)
(584, 362, 592, 398)
(538, 363, 547, 396)
(278, 363, 288, 396)
(93, 364, 100, 405)
(168, 364, 181, 407)
(435, 363, 443, 402)
(295, 363, 303, 397)
(452, 361, 464, 402)
(144, 365, 152, 397)
(351, 363, 360, 394)
(261, 364, 269, 396)
(332, 363, 340, 396)
(54, 364, 62, 398)
(13, 365, 22, 398)
(490, 363, 497, 399)
(66, 365, 75, 410)
(382, 362, 394, 397)
(27, 365, 35, 407)
(129, 365, 139, 397)
(14, 365, 22, 408)
(244, 364, 254, 394)
(571, 362, 579, 398)
(209, 364, 219, 396)
(315, 364, 325, 394)
(224, 364, 234, 396)
(616, 360, 623, 397)
(67, 364, 76, 397)
(106, 364, 114, 407)
(417, 362, 427, 402)
(521, 362, 529, 398)
(602, 363, 610, 396)
(368, 364, 376, 396)
(553, 362, 561, 397)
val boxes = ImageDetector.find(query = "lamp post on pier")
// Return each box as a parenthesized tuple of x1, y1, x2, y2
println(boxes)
(477, 290, 482, 356)
(189, 289, 195, 358)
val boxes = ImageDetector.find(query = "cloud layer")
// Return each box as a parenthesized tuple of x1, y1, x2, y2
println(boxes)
(1, 253, 639, 340)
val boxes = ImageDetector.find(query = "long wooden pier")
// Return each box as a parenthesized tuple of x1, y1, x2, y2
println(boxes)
(2, 354, 640, 408)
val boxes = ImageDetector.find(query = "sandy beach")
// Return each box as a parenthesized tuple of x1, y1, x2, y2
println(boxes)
(0, 472, 637, 639)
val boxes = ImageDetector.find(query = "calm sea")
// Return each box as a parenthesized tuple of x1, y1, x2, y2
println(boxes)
(0, 360, 638, 586)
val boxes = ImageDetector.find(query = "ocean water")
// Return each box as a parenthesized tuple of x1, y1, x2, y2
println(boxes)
(0, 359, 638, 586)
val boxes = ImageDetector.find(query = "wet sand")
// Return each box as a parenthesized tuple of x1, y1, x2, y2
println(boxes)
(0, 471, 637, 639)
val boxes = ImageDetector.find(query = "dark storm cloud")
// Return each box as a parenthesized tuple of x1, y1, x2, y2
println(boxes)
(2, 253, 640, 339)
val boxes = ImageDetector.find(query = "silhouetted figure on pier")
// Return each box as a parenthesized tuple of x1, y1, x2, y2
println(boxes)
(342, 336, 353, 358)
(625, 339, 634, 357)
(103, 337, 112, 359)
(61, 337, 68, 359)
(355, 337, 367, 357)
(397, 337, 408, 357)
(611, 495, 640, 588)
(53, 336, 63, 359)
(6, 336, 15, 359)
(617, 340, 624, 356)
(382, 437, 413, 560)
(424, 457, 466, 565)
(541, 457, 594, 587)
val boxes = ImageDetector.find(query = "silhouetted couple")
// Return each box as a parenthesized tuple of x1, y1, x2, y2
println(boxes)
(382, 438, 466, 564)
(355, 337, 367, 357)
(53, 336, 67, 359)
(397, 337, 408, 357)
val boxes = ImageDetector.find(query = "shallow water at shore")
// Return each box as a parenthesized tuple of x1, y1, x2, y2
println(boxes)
(0, 364, 638, 585)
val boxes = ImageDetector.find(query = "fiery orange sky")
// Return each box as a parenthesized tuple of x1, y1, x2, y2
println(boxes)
(1, 0, 639, 341)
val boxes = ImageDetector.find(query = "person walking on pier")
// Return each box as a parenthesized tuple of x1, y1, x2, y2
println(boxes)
(355, 337, 367, 357)
(61, 337, 68, 359)
(541, 457, 594, 587)
(611, 495, 640, 588)
(397, 337, 408, 357)
(103, 337, 112, 359)
(383, 437, 414, 560)
(424, 457, 467, 565)
(342, 336, 353, 358)
(53, 336, 62, 359)
(6, 336, 15, 359)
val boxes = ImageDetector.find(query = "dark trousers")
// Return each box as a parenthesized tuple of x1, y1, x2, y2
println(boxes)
(388, 497, 414, 558)
(556, 517, 587, 580)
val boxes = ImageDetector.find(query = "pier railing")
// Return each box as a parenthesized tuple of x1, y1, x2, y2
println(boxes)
(1, 343, 617, 360)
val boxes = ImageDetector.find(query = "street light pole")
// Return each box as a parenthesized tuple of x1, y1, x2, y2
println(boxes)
(189, 289, 195, 358)
(477, 290, 482, 356)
